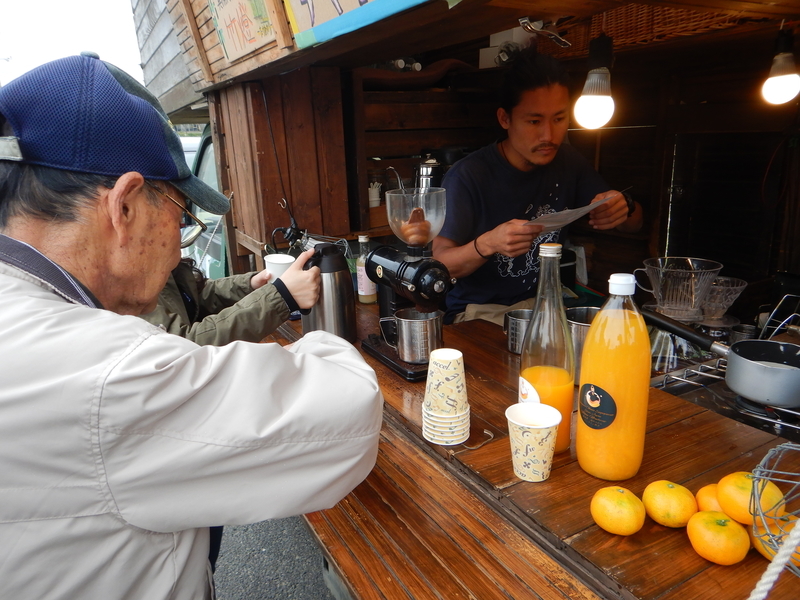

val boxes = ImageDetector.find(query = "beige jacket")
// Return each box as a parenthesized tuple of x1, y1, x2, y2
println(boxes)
(0, 261, 383, 600)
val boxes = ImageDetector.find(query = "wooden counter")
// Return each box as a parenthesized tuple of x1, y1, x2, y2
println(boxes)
(288, 307, 800, 599)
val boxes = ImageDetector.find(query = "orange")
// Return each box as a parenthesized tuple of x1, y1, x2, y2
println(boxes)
(695, 483, 723, 513)
(590, 486, 646, 536)
(750, 514, 800, 567)
(687, 511, 750, 565)
(717, 471, 785, 525)
(642, 480, 698, 528)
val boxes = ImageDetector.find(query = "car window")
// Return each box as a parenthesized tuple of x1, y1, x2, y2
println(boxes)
(180, 137, 201, 166)
(183, 130, 227, 280)
(195, 143, 218, 190)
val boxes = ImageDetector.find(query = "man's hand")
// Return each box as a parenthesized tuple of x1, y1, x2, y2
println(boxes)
(588, 190, 642, 233)
(479, 219, 545, 258)
(275, 248, 320, 310)
(587, 190, 629, 230)
(433, 218, 545, 280)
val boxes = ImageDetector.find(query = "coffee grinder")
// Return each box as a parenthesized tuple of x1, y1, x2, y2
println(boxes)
(361, 186, 454, 380)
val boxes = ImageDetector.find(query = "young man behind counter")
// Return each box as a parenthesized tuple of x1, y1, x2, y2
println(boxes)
(0, 53, 382, 600)
(433, 48, 643, 325)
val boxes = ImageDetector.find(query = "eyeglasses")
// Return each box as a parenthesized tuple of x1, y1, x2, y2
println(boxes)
(145, 181, 207, 248)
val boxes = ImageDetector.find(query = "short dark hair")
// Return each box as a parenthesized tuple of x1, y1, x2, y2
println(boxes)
(499, 48, 570, 114)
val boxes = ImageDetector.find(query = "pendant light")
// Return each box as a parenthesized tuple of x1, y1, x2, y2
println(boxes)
(574, 30, 614, 129)
(762, 24, 800, 105)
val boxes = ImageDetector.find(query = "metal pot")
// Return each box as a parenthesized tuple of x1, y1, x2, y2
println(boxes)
(642, 309, 800, 408)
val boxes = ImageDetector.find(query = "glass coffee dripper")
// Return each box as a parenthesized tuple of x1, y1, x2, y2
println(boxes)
(635, 257, 723, 375)
(635, 256, 722, 322)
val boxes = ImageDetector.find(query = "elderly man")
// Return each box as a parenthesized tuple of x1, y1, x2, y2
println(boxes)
(0, 54, 382, 599)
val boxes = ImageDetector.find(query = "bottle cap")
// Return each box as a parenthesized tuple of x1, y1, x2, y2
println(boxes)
(608, 273, 636, 295)
(358, 235, 369, 243)
(539, 243, 562, 257)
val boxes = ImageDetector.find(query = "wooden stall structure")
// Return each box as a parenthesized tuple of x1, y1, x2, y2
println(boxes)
(137, 0, 800, 304)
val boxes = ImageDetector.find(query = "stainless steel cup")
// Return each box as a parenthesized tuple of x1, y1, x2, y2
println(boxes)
(566, 307, 600, 382)
(503, 309, 532, 354)
(729, 323, 758, 344)
(379, 308, 443, 364)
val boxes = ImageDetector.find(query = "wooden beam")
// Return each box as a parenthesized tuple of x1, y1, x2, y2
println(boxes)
(173, 0, 214, 85)
(234, 229, 266, 256)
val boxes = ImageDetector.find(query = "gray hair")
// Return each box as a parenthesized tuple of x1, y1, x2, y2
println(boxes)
(0, 114, 165, 228)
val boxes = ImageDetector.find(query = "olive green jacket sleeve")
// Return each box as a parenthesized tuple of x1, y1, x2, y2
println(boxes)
(140, 266, 290, 346)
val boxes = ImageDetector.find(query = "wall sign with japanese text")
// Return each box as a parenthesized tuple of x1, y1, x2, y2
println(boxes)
(208, 0, 277, 63)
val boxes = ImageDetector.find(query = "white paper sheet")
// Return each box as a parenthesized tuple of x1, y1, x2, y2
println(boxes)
(526, 191, 619, 234)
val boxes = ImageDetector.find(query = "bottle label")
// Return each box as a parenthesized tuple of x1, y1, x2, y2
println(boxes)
(518, 377, 541, 403)
(579, 383, 617, 429)
(356, 265, 376, 295)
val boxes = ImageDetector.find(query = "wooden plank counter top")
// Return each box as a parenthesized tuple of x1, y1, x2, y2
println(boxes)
(287, 306, 800, 599)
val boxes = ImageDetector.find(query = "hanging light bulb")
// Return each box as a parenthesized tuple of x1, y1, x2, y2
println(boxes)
(574, 32, 614, 129)
(762, 26, 800, 105)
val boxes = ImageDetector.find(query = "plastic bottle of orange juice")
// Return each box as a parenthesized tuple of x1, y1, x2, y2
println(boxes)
(576, 273, 651, 480)
(518, 243, 575, 453)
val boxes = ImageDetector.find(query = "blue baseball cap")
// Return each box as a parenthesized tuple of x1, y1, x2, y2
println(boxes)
(0, 53, 229, 215)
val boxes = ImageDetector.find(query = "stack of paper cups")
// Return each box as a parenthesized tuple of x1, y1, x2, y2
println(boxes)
(421, 348, 469, 445)
(368, 187, 381, 208)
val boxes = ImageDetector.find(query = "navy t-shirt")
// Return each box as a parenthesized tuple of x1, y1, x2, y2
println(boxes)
(439, 142, 609, 323)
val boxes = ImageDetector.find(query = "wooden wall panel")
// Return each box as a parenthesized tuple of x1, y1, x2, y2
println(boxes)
(347, 67, 503, 230)
(208, 93, 251, 273)
(219, 85, 265, 253)
(210, 68, 349, 272)
(311, 67, 350, 236)
(246, 81, 295, 245)
(281, 69, 324, 235)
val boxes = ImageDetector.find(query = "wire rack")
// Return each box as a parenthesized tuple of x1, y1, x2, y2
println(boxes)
(759, 294, 800, 340)
(750, 443, 800, 584)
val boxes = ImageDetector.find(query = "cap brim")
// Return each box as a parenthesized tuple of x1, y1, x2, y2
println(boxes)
(172, 174, 230, 215)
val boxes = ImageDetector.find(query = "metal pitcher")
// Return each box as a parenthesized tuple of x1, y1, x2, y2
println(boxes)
(379, 308, 443, 364)
(301, 243, 356, 342)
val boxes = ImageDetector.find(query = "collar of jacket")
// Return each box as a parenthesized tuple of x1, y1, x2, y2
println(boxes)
(0, 234, 102, 308)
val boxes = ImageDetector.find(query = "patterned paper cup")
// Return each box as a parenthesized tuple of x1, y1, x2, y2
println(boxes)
(505, 403, 562, 482)
(423, 427, 469, 446)
(422, 421, 469, 435)
(422, 406, 470, 426)
(423, 348, 468, 415)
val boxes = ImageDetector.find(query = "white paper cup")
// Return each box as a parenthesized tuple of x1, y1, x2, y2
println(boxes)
(422, 348, 468, 415)
(505, 403, 562, 482)
(368, 188, 381, 208)
(264, 253, 296, 279)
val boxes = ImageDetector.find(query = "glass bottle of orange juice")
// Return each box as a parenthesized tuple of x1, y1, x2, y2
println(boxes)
(576, 273, 651, 480)
(518, 243, 575, 453)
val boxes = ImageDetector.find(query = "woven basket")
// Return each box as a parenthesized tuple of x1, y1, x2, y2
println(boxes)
(547, 3, 768, 59)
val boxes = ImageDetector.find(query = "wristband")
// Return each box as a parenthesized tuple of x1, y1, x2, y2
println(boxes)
(272, 277, 307, 314)
(474, 237, 492, 260)
(623, 192, 635, 218)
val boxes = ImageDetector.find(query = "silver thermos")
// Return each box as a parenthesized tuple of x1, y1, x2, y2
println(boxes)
(301, 243, 357, 342)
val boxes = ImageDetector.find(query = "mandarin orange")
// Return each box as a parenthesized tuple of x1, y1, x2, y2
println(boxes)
(687, 511, 750, 565)
(590, 486, 645, 536)
(642, 480, 698, 528)
(717, 471, 785, 525)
